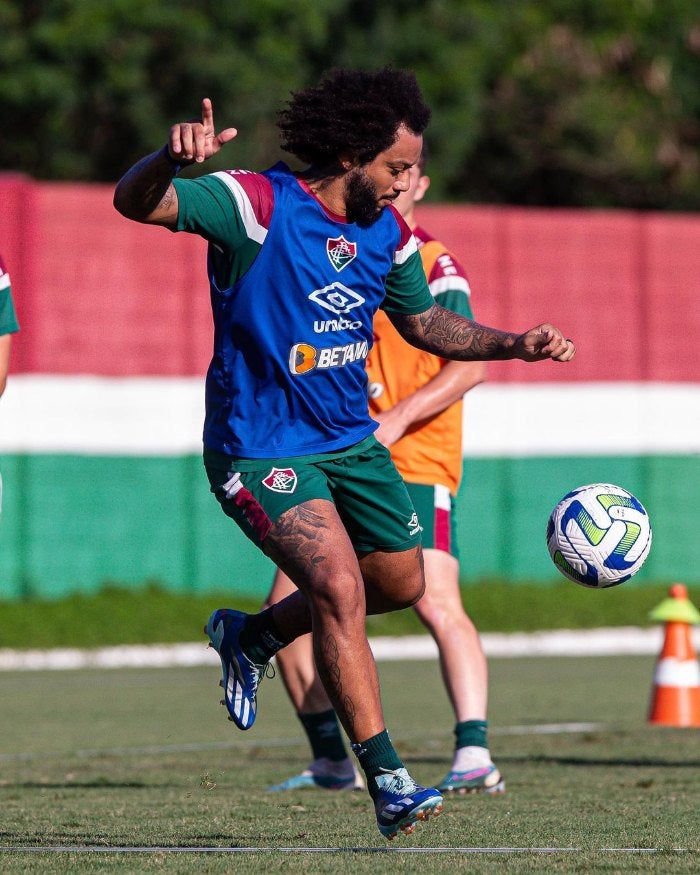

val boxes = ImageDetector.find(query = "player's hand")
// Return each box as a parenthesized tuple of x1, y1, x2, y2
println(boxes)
(167, 98, 237, 165)
(514, 324, 576, 362)
(373, 409, 408, 448)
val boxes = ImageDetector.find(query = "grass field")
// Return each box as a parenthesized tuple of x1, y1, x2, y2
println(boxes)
(1, 653, 698, 873)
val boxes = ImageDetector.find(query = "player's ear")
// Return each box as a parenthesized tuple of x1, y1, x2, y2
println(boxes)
(338, 152, 358, 172)
(413, 174, 430, 204)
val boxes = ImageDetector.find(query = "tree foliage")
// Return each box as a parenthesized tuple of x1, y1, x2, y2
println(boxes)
(1, 0, 698, 209)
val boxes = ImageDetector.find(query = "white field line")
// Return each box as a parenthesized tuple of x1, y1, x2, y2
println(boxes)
(0, 846, 693, 854)
(0, 627, 674, 672)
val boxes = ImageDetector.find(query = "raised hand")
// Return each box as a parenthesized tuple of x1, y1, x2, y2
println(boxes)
(514, 324, 576, 362)
(168, 98, 238, 164)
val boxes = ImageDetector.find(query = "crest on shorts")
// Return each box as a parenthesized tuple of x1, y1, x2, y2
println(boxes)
(262, 467, 297, 493)
(326, 235, 357, 272)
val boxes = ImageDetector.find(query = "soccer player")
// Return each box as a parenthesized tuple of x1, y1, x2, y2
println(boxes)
(0, 254, 20, 515)
(0, 255, 19, 399)
(264, 149, 504, 796)
(113, 67, 575, 840)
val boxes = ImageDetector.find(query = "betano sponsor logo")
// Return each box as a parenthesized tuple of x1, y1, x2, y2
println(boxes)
(289, 340, 369, 375)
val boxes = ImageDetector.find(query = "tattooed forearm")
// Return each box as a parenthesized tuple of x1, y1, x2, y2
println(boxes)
(389, 303, 518, 361)
(113, 148, 179, 224)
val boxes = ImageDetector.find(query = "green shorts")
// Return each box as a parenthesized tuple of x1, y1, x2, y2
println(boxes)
(404, 481, 459, 559)
(204, 435, 423, 554)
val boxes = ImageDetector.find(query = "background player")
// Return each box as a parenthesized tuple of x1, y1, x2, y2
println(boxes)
(264, 150, 504, 796)
(0, 255, 19, 399)
(0, 254, 20, 514)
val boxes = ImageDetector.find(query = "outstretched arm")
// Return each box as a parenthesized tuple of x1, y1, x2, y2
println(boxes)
(388, 303, 575, 363)
(113, 98, 237, 226)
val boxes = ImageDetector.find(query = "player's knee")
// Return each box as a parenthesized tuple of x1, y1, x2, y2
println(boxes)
(310, 572, 366, 621)
(395, 574, 425, 609)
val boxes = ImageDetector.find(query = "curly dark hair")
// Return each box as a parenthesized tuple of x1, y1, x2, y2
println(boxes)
(277, 66, 431, 167)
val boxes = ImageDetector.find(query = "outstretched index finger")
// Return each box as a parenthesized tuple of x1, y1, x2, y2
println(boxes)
(201, 97, 214, 131)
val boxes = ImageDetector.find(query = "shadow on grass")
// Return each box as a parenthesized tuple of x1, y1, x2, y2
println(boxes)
(407, 753, 700, 769)
(0, 780, 172, 789)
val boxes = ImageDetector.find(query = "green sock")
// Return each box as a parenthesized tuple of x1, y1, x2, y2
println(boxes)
(299, 709, 348, 762)
(352, 730, 404, 797)
(239, 607, 286, 665)
(455, 719, 489, 750)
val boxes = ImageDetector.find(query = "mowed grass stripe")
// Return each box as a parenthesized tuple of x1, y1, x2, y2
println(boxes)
(0, 845, 693, 852)
(0, 721, 604, 763)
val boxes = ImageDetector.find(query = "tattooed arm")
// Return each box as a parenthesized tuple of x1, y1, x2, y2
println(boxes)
(388, 303, 576, 363)
(113, 147, 182, 226)
(113, 98, 237, 226)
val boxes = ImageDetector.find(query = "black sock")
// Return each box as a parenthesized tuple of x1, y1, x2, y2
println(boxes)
(239, 607, 286, 664)
(299, 709, 349, 762)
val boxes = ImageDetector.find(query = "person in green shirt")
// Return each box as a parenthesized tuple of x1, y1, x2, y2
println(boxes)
(0, 255, 19, 399)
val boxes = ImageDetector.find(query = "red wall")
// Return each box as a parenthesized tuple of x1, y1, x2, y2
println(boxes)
(2, 174, 699, 383)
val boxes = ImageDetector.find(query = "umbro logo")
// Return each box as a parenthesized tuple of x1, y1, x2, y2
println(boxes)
(408, 512, 423, 536)
(309, 282, 365, 315)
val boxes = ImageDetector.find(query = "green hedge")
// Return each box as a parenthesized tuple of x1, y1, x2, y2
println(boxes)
(0, 580, 687, 649)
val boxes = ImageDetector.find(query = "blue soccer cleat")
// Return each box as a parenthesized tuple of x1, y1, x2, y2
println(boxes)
(205, 608, 272, 731)
(437, 763, 505, 795)
(373, 768, 443, 840)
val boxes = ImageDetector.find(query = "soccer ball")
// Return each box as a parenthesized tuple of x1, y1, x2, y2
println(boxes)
(546, 483, 652, 588)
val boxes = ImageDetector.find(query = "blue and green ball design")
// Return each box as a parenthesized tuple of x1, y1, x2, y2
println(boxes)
(546, 483, 652, 588)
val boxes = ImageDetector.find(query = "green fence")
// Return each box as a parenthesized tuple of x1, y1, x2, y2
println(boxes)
(1, 453, 694, 601)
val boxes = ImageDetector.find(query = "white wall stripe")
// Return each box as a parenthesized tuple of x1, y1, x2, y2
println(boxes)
(1, 376, 698, 456)
(462, 382, 700, 457)
(0, 375, 205, 455)
(0, 627, 687, 672)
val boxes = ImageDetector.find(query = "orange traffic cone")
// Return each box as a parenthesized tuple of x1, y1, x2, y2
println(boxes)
(647, 583, 700, 727)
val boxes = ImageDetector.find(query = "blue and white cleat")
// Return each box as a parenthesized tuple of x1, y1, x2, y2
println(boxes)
(266, 758, 365, 793)
(373, 767, 443, 840)
(205, 608, 271, 731)
(437, 763, 505, 794)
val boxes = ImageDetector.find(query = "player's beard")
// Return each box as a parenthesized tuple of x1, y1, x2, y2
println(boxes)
(344, 168, 386, 227)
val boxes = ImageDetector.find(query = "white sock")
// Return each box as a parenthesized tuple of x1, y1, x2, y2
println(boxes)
(451, 745, 493, 773)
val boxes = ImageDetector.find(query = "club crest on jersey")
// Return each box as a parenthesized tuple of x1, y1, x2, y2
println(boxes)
(262, 467, 297, 493)
(326, 235, 357, 272)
